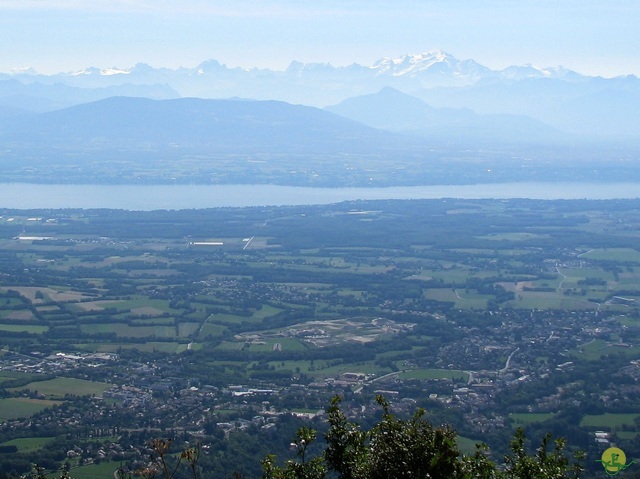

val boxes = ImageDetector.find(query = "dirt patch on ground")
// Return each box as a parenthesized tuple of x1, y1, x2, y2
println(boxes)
(497, 281, 534, 292)
(129, 269, 179, 277)
(238, 317, 415, 348)
(348, 335, 377, 344)
(72, 300, 122, 312)
(3, 286, 93, 303)
(4, 310, 35, 320)
(37, 306, 60, 312)
(131, 307, 166, 316)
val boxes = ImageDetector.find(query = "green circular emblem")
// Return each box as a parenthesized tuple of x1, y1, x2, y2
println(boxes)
(598, 447, 635, 476)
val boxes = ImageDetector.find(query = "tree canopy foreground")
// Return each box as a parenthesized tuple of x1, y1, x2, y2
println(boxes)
(262, 396, 585, 479)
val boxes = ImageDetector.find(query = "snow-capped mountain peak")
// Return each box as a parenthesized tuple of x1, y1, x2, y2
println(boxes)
(100, 67, 130, 76)
(69, 66, 130, 77)
(9, 66, 37, 75)
(369, 50, 492, 87)
(70, 67, 100, 76)
(498, 64, 578, 81)
(371, 49, 458, 76)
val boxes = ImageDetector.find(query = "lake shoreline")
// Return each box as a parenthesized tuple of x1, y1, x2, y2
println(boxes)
(0, 182, 638, 211)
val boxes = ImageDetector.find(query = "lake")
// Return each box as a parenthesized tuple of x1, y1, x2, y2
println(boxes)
(0, 182, 638, 210)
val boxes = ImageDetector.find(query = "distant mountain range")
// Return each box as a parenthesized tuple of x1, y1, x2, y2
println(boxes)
(0, 95, 637, 187)
(0, 96, 410, 156)
(325, 87, 563, 144)
(1, 49, 639, 141)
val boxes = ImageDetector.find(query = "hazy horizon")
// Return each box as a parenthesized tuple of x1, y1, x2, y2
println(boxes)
(1, 0, 638, 77)
(3, 48, 637, 80)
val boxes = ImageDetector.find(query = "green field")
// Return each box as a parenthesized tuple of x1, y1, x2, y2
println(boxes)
(0, 436, 55, 452)
(233, 338, 309, 352)
(0, 398, 63, 421)
(3, 201, 640, 474)
(0, 371, 41, 385)
(80, 323, 176, 338)
(424, 288, 495, 308)
(178, 321, 201, 336)
(509, 413, 556, 427)
(0, 324, 48, 334)
(572, 339, 640, 360)
(198, 322, 228, 338)
(13, 377, 111, 398)
(456, 436, 486, 454)
(75, 341, 190, 353)
(376, 345, 431, 359)
(204, 305, 283, 325)
(507, 292, 598, 310)
(580, 413, 640, 430)
(399, 368, 469, 382)
(0, 309, 36, 320)
(130, 317, 175, 326)
(265, 358, 392, 380)
(0, 297, 26, 307)
(99, 296, 175, 313)
(476, 232, 550, 241)
(617, 315, 640, 327)
(581, 248, 640, 262)
(425, 270, 490, 285)
(66, 461, 122, 479)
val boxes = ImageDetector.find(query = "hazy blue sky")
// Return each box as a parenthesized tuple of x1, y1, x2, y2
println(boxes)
(1, 0, 638, 76)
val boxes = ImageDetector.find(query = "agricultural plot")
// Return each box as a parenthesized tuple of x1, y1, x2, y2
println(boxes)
(0, 324, 48, 334)
(375, 344, 431, 359)
(423, 288, 494, 309)
(75, 341, 190, 353)
(3, 200, 640, 473)
(234, 317, 414, 349)
(476, 232, 550, 241)
(0, 297, 25, 308)
(581, 248, 640, 262)
(0, 309, 36, 320)
(130, 317, 174, 326)
(0, 398, 63, 421)
(267, 359, 323, 373)
(616, 315, 640, 327)
(65, 300, 132, 313)
(215, 342, 247, 351)
(178, 322, 201, 336)
(0, 436, 55, 452)
(508, 413, 556, 427)
(558, 267, 614, 282)
(0, 371, 41, 385)
(399, 368, 469, 382)
(80, 323, 177, 338)
(66, 460, 122, 479)
(198, 322, 228, 339)
(572, 339, 640, 360)
(456, 436, 487, 454)
(423, 269, 489, 285)
(580, 413, 640, 430)
(267, 359, 391, 380)
(99, 297, 176, 314)
(207, 312, 263, 325)
(1, 286, 94, 304)
(237, 338, 308, 352)
(310, 360, 390, 379)
(12, 377, 111, 398)
(507, 293, 598, 310)
(127, 268, 180, 278)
